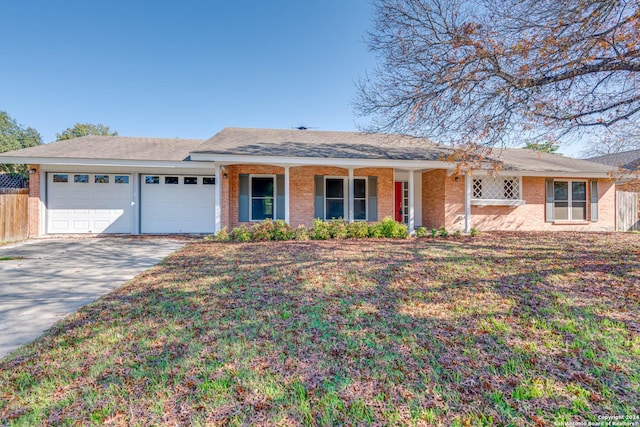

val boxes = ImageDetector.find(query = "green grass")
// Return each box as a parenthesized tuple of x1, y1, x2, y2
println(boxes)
(1, 232, 639, 425)
(0, 256, 24, 261)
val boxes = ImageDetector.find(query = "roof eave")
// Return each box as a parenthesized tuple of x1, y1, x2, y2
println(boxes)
(0, 156, 215, 169)
(189, 153, 459, 169)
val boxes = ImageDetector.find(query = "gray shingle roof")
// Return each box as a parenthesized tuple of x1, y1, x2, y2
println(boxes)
(490, 148, 614, 174)
(587, 149, 640, 170)
(0, 135, 205, 162)
(197, 127, 614, 174)
(194, 127, 454, 161)
(0, 128, 616, 175)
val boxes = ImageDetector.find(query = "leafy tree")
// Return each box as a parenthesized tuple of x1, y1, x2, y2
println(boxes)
(524, 141, 560, 154)
(580, 123, 640, 157)
(0, 111, 42, 176)
(356, 0, 640, 151)
(56, 123, 118, 141)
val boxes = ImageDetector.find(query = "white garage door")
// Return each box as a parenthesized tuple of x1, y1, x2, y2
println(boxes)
(47, 173, 133, 234)
(141, 175, 215, 233)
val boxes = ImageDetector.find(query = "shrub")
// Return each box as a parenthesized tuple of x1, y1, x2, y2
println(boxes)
(347, 221, 370, 238)
(452, 230, 461, 238)
(294, 224, 310, 241)
(214, 227, 230, 242)
(273, 220, 294, 241)
(430, 228, 439, 238)
(438, 226, 449, 238)
(251, 219, 276, 241)
(371, 217, 408, 239)
(311, 218, 331, 240)
(328, 219, 348, 239)
(231, 224, 252, 242)
(470, 227, 479, 237)
(416, 226, 428, 238)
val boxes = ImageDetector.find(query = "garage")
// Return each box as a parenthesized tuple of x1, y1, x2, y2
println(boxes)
(140, 174, 215, 233)
(47, 173, 133, 234)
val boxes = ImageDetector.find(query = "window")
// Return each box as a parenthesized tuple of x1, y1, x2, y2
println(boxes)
(251, 176, 275, 220)
(473, 179, 483, 199)
(145, 176, 159, 184)
(472, 176, 522, 205)
(115, 176, 129, 184)
(165, 176, 178, 184)
(554, 181, 586, 221)
(53, 174, 68, 183)
(184, 177, 197, 185)
(94, 175, 109, 183)
(203, 177, 215, 185)
(354, 178, 367, 220)
(325, 178, 345, 220)
(74, 174, 88, 183)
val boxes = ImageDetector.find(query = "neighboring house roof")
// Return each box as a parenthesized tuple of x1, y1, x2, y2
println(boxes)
(0, 174, 28, 188)
(587, 149, 640, 170)
(0, 136, 205, 162)
(0, 127, 616, 176)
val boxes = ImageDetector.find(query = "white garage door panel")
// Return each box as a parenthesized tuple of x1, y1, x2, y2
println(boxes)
(47, 173, 132, 234)
(141, 175, 215, 233)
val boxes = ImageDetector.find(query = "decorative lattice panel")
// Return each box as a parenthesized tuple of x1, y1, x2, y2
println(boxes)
(472, 176, 520, 200)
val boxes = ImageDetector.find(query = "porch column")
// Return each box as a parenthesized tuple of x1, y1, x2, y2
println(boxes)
(284, 166, 290, 224)
(348, 168, 354, 222)
(408, 170, 415, 234)
(214, 165, 222, 233)
(464, 172, 472, 233)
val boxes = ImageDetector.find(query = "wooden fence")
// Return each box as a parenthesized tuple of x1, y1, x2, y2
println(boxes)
(616, 191, 640, 231)
(0, 188, 29, 242)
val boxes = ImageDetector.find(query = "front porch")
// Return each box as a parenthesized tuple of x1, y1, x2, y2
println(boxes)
(212, 163, 472, 234)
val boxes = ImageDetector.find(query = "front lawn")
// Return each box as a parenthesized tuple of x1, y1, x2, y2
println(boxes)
(1, 233, 639, 425)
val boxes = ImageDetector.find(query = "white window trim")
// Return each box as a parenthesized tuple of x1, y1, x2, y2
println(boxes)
(249, 174, 276, 222)
(323, 176, 368, 221)
(353, 176, 368, 221)
(470, 176, 525, 207)
(324, 176, 347, 220)
(553, 179, 588, 222)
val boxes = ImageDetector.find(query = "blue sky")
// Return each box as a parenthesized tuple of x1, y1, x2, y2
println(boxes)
(1, 0, 376, 143)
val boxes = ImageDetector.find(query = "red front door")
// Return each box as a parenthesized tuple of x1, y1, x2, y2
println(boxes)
(394, 181, 403, 222)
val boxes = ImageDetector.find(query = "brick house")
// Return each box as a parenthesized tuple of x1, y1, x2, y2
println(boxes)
(0, 127, 616, 236)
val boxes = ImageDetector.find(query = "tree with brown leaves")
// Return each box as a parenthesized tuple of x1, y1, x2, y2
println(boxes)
(356, 0, 640, 152)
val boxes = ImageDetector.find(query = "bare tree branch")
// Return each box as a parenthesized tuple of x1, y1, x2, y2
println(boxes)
(355, 0, 640, 151)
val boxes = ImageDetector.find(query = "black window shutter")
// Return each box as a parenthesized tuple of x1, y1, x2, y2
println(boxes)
(590, 179, 599, 222)
(239, 174, 249, 222)
(545, 178, 554, 222)
(368, 176, 378, 222)
(276, 174, 285, 220)
(314, 175, 324, 219)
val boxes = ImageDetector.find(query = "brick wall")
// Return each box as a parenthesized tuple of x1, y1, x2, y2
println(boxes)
(422, 170, 446, 228)
(422, 173, 616, 232)
(226, 165, 285, 229)
(28, 164, 40, 237)
(470, 177, 616, 231)
(224, 165, 616, 232)
(444, 174, 466, 231)
(225, 165, 394, 229)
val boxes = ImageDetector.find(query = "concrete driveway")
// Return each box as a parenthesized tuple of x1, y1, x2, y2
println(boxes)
(0, 237, 186, 359)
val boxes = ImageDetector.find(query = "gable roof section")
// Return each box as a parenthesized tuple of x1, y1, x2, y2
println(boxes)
(193, 127, 614, 175)
(0, 135, 205, 162)
(490, 148, 614, 174)
(587, 149, 640, 170)
(193, 127, 453, 161)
